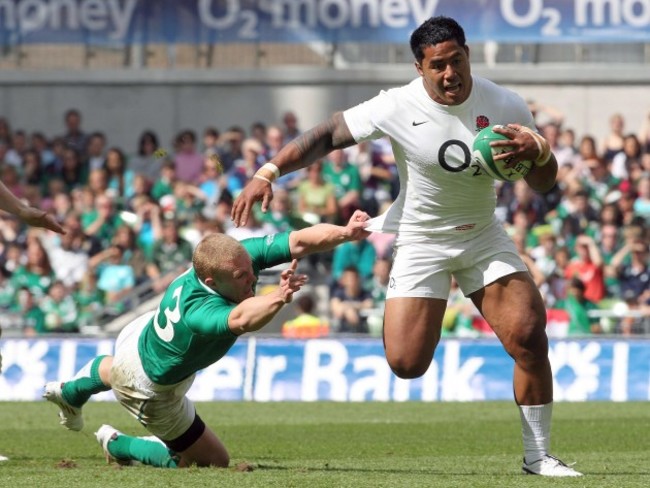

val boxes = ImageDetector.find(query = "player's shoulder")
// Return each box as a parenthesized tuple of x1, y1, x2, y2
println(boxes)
(472, 75, 529, 112)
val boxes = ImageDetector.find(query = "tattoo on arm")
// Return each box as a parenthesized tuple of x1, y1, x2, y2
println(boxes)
(291, 112, 356, 163)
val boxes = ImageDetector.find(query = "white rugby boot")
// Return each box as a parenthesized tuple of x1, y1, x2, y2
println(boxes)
(43, 382, 84, 431)
(95, 424, 133, 466)
(522, 455, 583, 477)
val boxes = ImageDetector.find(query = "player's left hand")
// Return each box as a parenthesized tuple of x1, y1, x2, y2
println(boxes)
(490, 124, 543, 168)
(278, 259, 308, 304)
(18, 207, 65, 234)
(344, 210, 372, 240)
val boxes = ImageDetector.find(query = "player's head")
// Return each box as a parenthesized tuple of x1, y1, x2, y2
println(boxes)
(193, 233, 256, 302)
(411, 16, 472, 106)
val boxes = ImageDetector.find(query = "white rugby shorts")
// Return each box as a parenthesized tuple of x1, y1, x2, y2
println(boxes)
(111, 311, 197, 441)
(386, 219, 527, 300)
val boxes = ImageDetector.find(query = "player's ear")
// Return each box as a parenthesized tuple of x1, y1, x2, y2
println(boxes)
(415, 61, 424, 76)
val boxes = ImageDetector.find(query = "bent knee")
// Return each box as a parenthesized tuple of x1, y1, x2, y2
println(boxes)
(388, 358, 430, 379)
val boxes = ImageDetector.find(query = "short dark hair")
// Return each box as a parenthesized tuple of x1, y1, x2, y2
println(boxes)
(410, 16, 466, 62)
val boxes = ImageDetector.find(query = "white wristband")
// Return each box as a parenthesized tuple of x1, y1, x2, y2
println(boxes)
(261, 163, 280, 179)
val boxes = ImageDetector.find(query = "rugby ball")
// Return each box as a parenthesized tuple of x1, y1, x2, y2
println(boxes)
(472, 125, 532, 182)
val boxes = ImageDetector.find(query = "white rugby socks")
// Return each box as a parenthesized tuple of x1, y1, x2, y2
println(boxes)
(519, 402, 553, 464)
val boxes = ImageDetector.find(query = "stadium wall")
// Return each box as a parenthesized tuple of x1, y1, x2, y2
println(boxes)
(0, 66, 647, 152)
(2, 337, 648, 402)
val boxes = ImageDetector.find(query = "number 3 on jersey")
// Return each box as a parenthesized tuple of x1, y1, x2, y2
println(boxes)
(153, 285, 183, 342)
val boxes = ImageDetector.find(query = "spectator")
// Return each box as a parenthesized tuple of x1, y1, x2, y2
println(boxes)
(611, 134, 643, 181)
(610, 239, 650, 311)
(111, 224, 148, 283)
(73, 270, 104, 328)
(598, 223, 623, 297)
(216, 126, 245, 173)
(255, 187, 302, 233)
(367, 256, 391, 307)
(565, 234, 605, 304)
(90, 244, 136, 313)
(151, 159, 177, 202)
(556, 277, 600, 336)
(202, 127, 220, 156)
(173, 130, 204, 184)
(85, 131, 107, 172)
(21, 149, 45, 196)
(145, 219, 193, 293)
(330, 266, 373, 334)
(4, 238, 56, 309)
(39, 280, 79, 334)
(601, 113, 625, 163)
(82, 193, 122, 249)
(249, 121, 268, 157)
(281, 294, 329, 338)
(331, 237, 376, 283)
(130, 196, 162, 260)
(506, 179, 547, 227)
(87, 168, 109, 197)
(60, 109, 88, 157)
(17, 287, 45, 336)
(43, 219, 90, 288)
(322, 148, 362, 223)
(540, 123, 574, 169)
(104, 147, 135, 204)
(60, 147, 88, 191)
(281, 111, 302, 145)
(31, 132, 57, 173)
(296, 160, 337, 225)
(129, 130, 163, 183)
(5, 129, 27, 168)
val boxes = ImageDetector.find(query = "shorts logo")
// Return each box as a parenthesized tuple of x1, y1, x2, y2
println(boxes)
(476, 115, 490, 131)
(389, 277, 396, 289)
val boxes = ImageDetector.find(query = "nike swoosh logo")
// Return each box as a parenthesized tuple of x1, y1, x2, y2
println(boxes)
(412, 120, 428, 126)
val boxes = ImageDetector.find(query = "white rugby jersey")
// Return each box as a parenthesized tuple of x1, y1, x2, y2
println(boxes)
(344, 75, 535, 241)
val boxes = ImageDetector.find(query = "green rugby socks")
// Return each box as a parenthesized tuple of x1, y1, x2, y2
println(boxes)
(61, 355, 111, 408)
(108, 435, 179, 468)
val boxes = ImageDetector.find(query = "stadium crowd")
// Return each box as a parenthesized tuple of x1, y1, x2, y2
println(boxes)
(0, 106, 648, 337)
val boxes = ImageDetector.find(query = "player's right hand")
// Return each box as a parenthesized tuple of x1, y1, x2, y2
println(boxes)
(231, 178, 274, 227)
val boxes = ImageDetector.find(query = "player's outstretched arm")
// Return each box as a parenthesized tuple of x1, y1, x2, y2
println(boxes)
(231, 111, 356, 227)
(288, 209, 371, 259)
(0, 181, 65, 234)
(228, 260, 307, 335)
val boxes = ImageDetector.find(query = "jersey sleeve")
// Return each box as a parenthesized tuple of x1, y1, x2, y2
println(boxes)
(241, 232, 292, 273)
(343, 90, 397, 143)
(185, 296, 236, 337)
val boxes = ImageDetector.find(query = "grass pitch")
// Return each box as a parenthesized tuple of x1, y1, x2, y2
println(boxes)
(0, 401, 648, 487)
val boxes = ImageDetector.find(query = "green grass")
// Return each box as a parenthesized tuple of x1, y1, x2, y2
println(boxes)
(0, 401, 648, 487)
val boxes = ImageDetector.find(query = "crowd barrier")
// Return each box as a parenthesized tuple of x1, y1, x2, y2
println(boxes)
(2, 337, 649, 402)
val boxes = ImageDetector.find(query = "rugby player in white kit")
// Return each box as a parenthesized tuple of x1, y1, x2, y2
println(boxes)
(233, 16, 582, 477)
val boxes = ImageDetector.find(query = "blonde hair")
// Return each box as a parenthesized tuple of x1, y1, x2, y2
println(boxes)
(193, 233, 245, 281)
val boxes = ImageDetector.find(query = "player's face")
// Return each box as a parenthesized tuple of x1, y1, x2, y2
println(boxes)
(416, 40, 472, 105)
(225, 253, 257, 303)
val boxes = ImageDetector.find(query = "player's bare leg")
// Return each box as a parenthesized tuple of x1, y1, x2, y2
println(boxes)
(471, 271, 581, 477)
(177, 426, 229, 468)
(382, 297, 447, 378)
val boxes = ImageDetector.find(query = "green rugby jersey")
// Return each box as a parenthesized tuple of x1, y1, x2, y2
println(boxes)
(138, 232, 292, 385)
